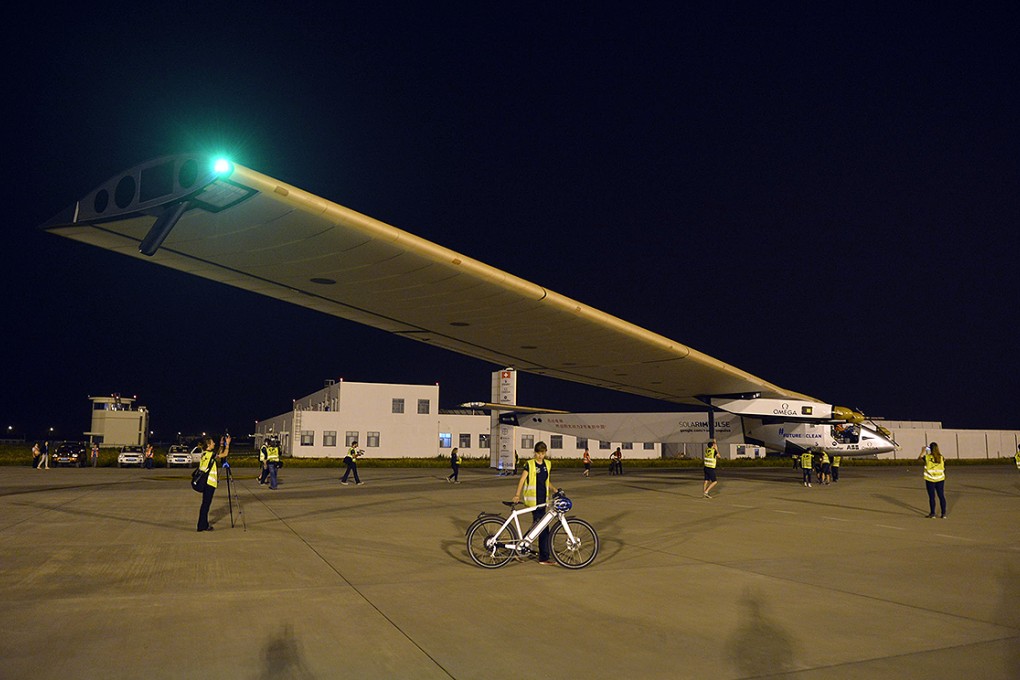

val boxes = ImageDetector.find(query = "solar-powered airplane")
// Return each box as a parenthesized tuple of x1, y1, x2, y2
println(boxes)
(42, 154, 897, 457)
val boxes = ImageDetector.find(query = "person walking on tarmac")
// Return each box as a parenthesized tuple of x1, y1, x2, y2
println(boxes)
(512, 441, 557, 565)
(197, 435, 230, 532)
(447, 447, 461, 483)
(800, 449, 814, 487)
(260, 436, 282, 489)
(703, 438, 720, 498)
(831, 454, 841, 482)
(341, 441, 364, 486)
(919, 442, 947, 518)
(582, 448, 591, 477)
(1014, 444, 1020, 474)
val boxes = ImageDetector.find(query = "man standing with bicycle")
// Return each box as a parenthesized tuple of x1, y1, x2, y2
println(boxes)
(512, 441, 556, 565)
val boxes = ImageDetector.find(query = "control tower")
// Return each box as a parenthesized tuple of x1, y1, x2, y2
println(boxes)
(84, 394, 149, 447)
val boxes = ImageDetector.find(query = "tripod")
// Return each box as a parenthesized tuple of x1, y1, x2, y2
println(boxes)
(221, 462, 247, 531)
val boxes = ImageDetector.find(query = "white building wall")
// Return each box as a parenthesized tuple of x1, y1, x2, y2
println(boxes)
(257, 382, 1016, 462)
(881, 426, 1020, 460)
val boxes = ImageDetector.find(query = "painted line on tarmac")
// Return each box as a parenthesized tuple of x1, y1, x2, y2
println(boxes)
(875, 524, 906, 531)
(823, 516, 849, 522)
(772, 509, 796, 514)
(935, 534, 975, 541)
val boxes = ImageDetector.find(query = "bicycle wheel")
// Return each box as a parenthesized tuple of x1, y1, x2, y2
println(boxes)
(466, 517, 517, 568)
(550, 517, 599, 569)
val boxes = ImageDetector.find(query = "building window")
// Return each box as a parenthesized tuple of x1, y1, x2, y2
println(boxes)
(323, 431, 337, 447)
(622, 442, 633, 450)
(439, 432, 452, 448)
(300, 431, 314, 446)
(550, 435, 563, 450)
(417, 399, 430, 415)
(345, 431, 359, 447)
(599, 440, 611, 449)
(644, 442, 655, 450)
(576, 437, 588, 450)
(521, 435, 535, 450)
(479, 434, 491, 449)
(392, 398, 404, 414)
(459, 433, 472, 448)
(366, 431, 380, 447)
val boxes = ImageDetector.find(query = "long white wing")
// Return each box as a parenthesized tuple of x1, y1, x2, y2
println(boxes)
(42, 155, 812, 405)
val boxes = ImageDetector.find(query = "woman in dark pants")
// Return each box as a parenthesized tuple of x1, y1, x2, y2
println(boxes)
(447, 447, 460, 483)
(919, 441, 947, 519)
(197, 435, 230, 531)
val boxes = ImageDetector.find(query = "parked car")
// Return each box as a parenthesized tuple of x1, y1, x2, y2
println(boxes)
(117, 445, 144, 467)
(52, 442, 88, 467)
(166, 445, 195, 468)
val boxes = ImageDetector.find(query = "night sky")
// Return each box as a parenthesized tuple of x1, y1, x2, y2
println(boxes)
(4, 5, 1017, 442)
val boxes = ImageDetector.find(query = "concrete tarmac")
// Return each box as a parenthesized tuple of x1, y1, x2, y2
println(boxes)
(2, 463, 1019, 679)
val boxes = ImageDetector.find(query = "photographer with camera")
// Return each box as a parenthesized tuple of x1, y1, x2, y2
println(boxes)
(341, 440, 364, 486)
(196, 435, 230, 532)
(259, 436, 281, 489)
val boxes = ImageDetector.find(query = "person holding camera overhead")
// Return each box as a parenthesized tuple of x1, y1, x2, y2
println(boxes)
(197, 434, 230, 531)
(919, 442, 947, 518)
(341, 440, 364, 486)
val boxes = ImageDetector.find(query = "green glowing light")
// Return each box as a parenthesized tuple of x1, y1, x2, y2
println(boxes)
(212, 158, 233, 175)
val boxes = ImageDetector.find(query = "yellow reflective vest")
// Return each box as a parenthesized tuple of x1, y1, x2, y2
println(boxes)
(523, 459, 553, 507)
(704, 445, 718, 468)
(832, 456, 841, 467)
(923, 453, 945, 482)
(199, 449, 218, 488)
(261, 445, 280, 463)
(821, 452, 830, 465)
(1014, 452, 1020, 470)
(800, 452, 813, 469)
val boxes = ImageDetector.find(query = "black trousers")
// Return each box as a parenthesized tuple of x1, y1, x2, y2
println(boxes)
(925, 480, 946, 516)
(530, 508, 552, 561)
(341, 458, 360, 483)
(198, 484, 217, 530)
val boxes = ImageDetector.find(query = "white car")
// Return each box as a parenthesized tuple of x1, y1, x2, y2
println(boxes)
(117, 445, 144, 467)
(166, 445, 195, 468)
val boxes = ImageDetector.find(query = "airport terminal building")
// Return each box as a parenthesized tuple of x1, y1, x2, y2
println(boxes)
(254, 371, 1020, 464)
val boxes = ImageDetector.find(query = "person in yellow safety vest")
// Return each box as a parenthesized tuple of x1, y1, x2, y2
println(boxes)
(197, 435, 230, 532)
(831, 455, 841, 482)
(1014, 444, 1020, 472)
(512, 441, 557, 565)
(819, 450, 831, 485)
(800, 449, 814, 487)
(341, 441, 364, 486)
(260, 437, 282, 489)
(918, 442, 947, 518)
(703, 439, 720, 498)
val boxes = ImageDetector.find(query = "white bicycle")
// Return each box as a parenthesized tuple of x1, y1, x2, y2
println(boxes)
(466, 490, 599, 569)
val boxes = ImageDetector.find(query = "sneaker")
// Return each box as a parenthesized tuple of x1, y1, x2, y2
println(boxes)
(538, 560, 557, 566)
(808, 483, 812, 488)
(940, 514, 947, 519)
(340, 481, 349, 486)
(356, 482, 365, 486)
(704, 493, 712, 498)
(454, 480, 460, 484)
(925, 513, 935, 518)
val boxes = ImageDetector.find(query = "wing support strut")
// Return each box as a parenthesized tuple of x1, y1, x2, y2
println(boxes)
(139, 201, 190, 256)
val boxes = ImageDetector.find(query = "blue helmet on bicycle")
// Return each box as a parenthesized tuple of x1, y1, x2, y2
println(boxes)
(553, 496, 572, 512)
